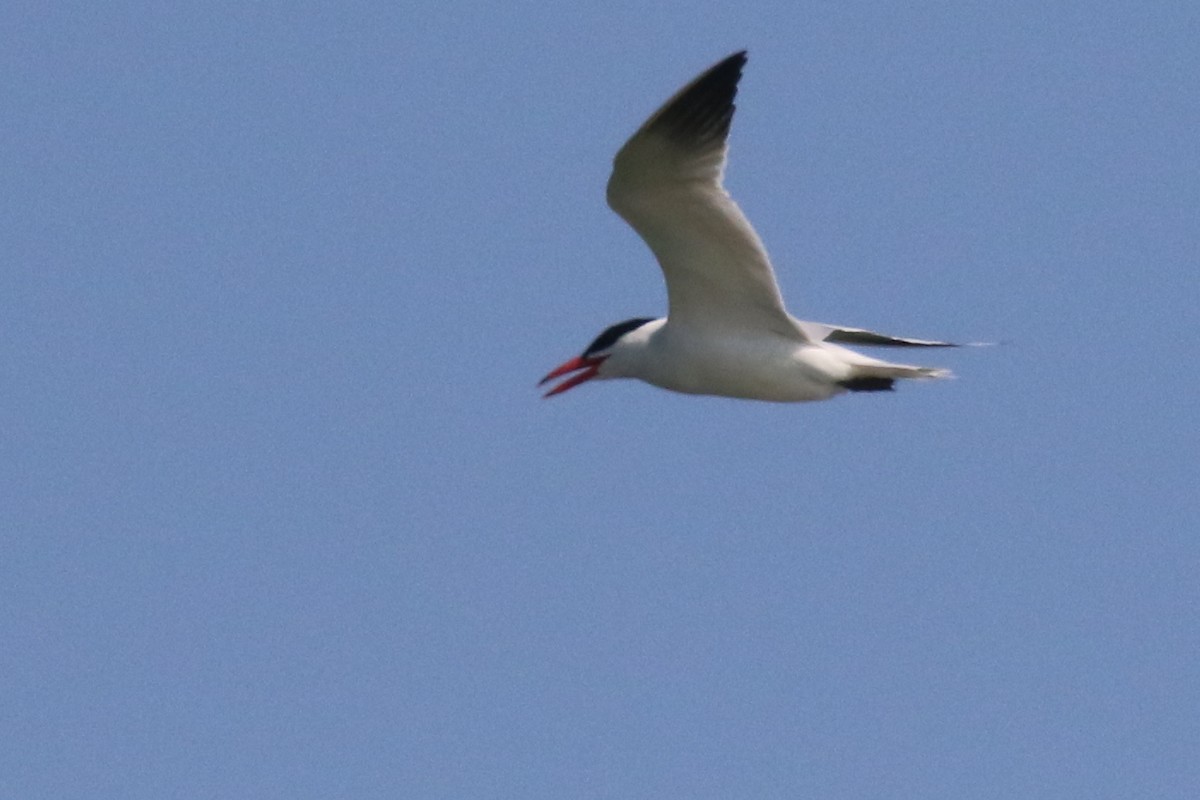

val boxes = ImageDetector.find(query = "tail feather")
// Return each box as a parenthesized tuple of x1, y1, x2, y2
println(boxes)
(843, 362, 953, 391)
(838, 376, 895, 392)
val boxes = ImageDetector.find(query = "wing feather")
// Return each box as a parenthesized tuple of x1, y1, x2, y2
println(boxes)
(802, 322, 962, 348)
(606, 52, 802, 338)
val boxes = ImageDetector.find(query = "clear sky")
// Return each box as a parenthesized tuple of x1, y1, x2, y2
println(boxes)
(4, 2, 1198, 798)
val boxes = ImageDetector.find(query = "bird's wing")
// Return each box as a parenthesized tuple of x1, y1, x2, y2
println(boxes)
(799, 321, 962, 348)
(606, 51, 803, 339)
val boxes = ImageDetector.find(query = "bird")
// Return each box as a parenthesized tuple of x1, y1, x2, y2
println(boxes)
(540, 50, 969, 403)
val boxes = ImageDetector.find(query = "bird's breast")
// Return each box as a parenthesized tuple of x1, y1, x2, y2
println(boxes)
(640, 329, 845, 403)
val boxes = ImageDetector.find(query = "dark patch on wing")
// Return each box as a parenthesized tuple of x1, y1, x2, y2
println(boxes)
(583, 317, 656, 357)
(825, 329, 958, 348)
(646, 51, 746, 149)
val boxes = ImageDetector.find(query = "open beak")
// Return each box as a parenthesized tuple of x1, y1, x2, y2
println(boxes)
(539, 355, 606, 398)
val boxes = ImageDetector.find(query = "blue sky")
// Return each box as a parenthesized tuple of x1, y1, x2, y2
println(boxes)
(3, 2, 1198, 797)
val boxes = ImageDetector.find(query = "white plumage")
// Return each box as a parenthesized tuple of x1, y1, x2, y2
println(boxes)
(542, 51, 966, 403)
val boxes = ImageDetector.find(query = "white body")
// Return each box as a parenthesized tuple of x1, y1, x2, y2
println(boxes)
(542, 52, 960, 403)
(600, 318, 942, 402)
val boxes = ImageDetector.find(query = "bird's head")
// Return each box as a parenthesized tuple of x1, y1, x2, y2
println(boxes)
(539, 317, 658, 397)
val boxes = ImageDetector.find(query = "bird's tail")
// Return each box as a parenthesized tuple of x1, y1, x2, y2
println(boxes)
(838, 362, 952, 392)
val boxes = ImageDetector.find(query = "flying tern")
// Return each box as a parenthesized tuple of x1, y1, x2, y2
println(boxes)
(541, 51, 968, 403)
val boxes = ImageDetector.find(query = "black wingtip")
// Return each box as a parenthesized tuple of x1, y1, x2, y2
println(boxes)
(649, 51, 748, 147)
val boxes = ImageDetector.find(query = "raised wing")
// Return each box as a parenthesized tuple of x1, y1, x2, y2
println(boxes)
(606, 51, 803, 338)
